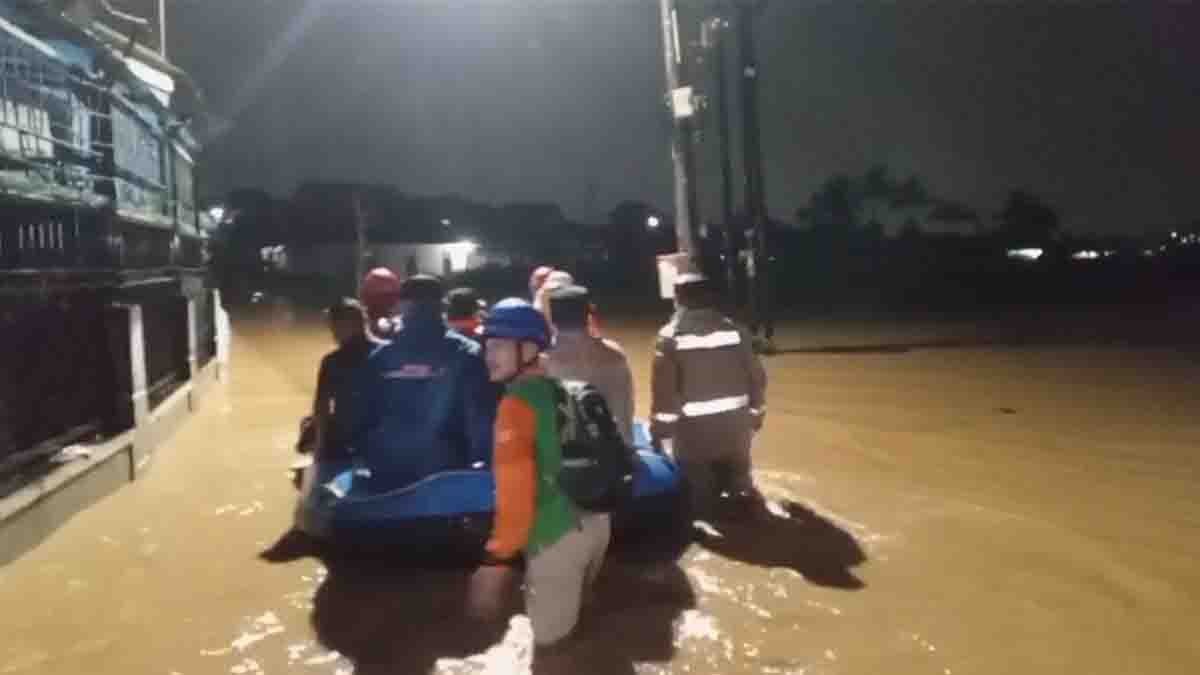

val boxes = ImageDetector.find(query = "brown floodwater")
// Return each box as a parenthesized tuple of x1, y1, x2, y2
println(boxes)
(2, 306, 1199, 674)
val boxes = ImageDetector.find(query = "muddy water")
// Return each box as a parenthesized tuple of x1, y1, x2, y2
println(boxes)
(2, 308, 1199, 674)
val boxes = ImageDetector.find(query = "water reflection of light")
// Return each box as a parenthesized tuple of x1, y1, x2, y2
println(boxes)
(230, 657, 262, 674)
(676, 609, 722, 642)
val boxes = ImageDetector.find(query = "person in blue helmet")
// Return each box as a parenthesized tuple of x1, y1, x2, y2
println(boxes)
(343, 274, 500, 490)
(468, 298, 611, 649)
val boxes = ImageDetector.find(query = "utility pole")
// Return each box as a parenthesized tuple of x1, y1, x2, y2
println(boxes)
(658, 0, 699, 270)
(158, 0, 167, 59)
(352, 190, 367, 293)
(702, 16, 738, 307)
(735, 0, 773, 349)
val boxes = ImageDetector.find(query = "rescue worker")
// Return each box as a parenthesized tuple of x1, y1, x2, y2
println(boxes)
(359, 266, 404, 339)
(304, 298, 371, 459)
(532, 269, 574, 325)
(346, 274, 498, 489)
(650, 274, 767, 518)
(545, 284, 635, 445)
(531, 268, 603, 338)
(528, 265, 554, 300)
(470, 299, 611, 648)
(445, 287, 486, 337)
(291, 297, 371, 488)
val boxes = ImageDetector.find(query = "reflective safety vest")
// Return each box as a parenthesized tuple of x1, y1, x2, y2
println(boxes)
(650, 308, 766, 438)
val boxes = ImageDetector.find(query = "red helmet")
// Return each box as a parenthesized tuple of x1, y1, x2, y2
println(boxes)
(359, 267, 403, 319)
(529, 265, 554, 296)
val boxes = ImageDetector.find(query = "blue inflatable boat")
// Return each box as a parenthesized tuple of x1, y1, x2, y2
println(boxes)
(294, 421, 689, 564)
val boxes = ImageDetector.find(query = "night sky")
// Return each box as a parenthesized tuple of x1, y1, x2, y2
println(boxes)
(162, 1, 1198, 234)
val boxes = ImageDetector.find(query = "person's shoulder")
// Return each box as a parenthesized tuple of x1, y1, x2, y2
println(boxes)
(506, 376, 558, 406)
(318, 347, 340, 370)
(321, 340, 363, 371)
(598, 336, 625, 353)
(657, 318, 680, 340)
(443, 328, 483, 356)
(598, 337, 631, 363)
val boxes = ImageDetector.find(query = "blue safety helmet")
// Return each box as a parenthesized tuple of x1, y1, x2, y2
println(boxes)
(480, 298, 551, 350)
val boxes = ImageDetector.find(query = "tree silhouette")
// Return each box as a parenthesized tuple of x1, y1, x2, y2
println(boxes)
(862, 164, 894, 199)
(999, 190, 1060, 245)
(801, 166, 937, 235)
(810, 174, 856, 232)
(892, 175, 930, 207)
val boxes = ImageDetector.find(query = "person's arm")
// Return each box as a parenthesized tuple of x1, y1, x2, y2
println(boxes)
(309, 354, 334, 455)
(463, 354, 499, 467)
(613, 348, 636, 447)
(650, 334, 681, 442)
(485, 395, 538, 561)
(743, 329, 768, 430)
(619, 361, 636, 446)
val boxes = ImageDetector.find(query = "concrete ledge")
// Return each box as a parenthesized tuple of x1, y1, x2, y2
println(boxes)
(132, 380, 193, 476)
(0, 356, 224, 566)
(0, 431, 134, 566)
(0, 290, 228, 567)
(189, 358, 218, 412)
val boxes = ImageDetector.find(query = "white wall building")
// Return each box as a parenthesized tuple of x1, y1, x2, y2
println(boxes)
(285, 242, 498, 280)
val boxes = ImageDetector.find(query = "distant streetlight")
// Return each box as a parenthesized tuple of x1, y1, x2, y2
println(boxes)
(208, 206, 226, 223)
(1007, 247, 1044, 261)
(647, 215, 662, 230)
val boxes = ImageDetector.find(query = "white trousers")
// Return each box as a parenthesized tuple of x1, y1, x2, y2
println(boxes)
(525, 512, 612, 646)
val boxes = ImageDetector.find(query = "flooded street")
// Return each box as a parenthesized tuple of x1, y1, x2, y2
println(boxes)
(3, 310, 1199, 674)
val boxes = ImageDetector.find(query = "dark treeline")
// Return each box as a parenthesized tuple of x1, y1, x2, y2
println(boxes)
(213, 171, 1200, 313)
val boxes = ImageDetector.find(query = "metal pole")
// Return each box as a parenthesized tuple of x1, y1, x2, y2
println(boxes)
(352, 190, 367, 293)
(712, 18, 738, 306)
(658, 0, 698, 266)
(736, 1, 772, 347)
(158, 0, 167, 59)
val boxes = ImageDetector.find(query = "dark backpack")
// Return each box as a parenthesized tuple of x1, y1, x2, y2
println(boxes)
(552, 379, 637, 512)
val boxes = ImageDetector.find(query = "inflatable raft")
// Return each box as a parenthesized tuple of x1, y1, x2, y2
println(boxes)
(293, 421, 689, 564)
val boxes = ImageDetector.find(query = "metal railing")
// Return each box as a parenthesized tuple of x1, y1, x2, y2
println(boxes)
(140, 297, 189, 410)
(0, 293, 117, 472)
(193, 286, 216, 366)
(0, 19, 201, 272)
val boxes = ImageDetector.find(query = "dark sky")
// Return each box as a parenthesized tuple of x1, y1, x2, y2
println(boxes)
(165, 1, 1198, 234)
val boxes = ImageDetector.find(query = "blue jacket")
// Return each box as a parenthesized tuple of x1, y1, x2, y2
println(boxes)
(341, 306, 500, 492)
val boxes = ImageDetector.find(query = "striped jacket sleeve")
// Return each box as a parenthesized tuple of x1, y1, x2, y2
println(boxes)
(743, 327, 768, 423)
(650, 328, 681, 439)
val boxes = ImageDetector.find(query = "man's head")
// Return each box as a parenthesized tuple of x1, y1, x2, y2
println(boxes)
(359, 267, 403, 321)
(396, 274, 445, 314)
(445, 287, 485, 321)
(674, 273, 719, 310)
(326, 297, 365, 346)
(480, 298, 550, 382)
(542, 270, 574, 293)
(547, 284, 591, 333)
(529, 266, 554, 298)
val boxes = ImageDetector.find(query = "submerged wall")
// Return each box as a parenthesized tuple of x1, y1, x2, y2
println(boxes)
(0, 282, 231, 566)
